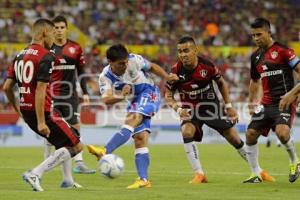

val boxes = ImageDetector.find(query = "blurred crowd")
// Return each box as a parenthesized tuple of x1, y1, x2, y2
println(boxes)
(1, 0, 299, 111)
(0, 0, 300, 45)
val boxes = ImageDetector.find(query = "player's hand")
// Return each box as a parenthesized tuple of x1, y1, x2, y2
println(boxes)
(82, 94, 90, 105)
(166, 73, 179, 83)
(226, 107, 239, 124)
(177, 108, 191, 120)
(38, 123, 50, 138)
(121, 84, 131, 96)
(248, 102, 257, 115)
(279, 92, 297, 111)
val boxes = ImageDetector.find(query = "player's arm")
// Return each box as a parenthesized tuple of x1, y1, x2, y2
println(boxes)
(3, 78, 22, 116)
(279, 48, 300, 111)
(215, 76, 238, 123)
(77, 46, 89, 104)
(99, 74, 130, 105)
(149, 63, 178, 82)
(279, 61, 300, 111)
(35, 81, 50, 137)
(164, 82, 190, 119)
(35, 54, 54, 137)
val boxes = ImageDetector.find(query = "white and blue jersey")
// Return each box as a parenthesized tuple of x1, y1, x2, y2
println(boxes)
(99, 53, 161, 134)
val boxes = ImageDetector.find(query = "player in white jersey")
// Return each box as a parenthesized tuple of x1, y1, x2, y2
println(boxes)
(87, 44, 178, 189)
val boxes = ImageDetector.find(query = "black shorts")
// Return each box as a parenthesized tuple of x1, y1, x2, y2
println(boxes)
(53, 97, 79, 125)
(22, 110, 80, 149)
(248, 104, 295, 136)
(181, 106, 234, 142)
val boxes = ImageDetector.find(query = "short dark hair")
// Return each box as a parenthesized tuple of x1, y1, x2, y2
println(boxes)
(53, 15, 68, 27)
(106, 44, 129, 62)
(178, 36, 196, 44)
(251, 17, 271, 30)
(33, 18, 54, 28)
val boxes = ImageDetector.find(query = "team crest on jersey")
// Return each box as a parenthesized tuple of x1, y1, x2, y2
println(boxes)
(69, 47, 75, 54)
(271, 51, 278, 59)
(200, 70, 208, 78)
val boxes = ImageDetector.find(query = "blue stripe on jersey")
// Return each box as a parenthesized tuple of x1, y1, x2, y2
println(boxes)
(289, 56, 300, 69)
(142, 59, 151, 71)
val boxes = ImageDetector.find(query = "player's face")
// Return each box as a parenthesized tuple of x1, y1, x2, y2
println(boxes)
(251, 27, 271, 48)
(110, 58, 129, 76)
(177, 42, 197, 67)
(54, 22, 67, 40)
(44, 26, 55, 49)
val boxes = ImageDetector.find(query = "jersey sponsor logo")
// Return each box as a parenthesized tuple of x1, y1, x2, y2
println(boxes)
(200, 70, 208, 78)
(52, 65, 75, 70)
(261, 69, 282, 77)
(271, 51, 278, 59)
(69, 47, 76, 54)
(182, 85, 210, 95)
(191, 84, 198, 89)
(262, 65, 268, 71)
(59, 58, 67, 64)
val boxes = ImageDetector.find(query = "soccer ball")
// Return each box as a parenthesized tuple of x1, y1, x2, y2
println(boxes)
(98, 154, 124, 178)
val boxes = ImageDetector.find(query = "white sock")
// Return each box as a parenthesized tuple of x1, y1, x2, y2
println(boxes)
(44, 139, 52, 159)
(73, 151, 83, 163)
(236, 143, 247, 162)
(32, 147, 71, 178)
(61, 159, 74, 183)
(184, 142, 204, 174)
(246, 144, 262, 176)
(283, 138, 299, 164)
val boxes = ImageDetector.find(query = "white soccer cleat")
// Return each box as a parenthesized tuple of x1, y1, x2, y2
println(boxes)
(22, 170, 44, 192)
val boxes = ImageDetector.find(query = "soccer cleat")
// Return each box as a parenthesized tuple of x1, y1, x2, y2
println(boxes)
(189, 173, 208, 184)
(73, 162, 96, 174)
(127, 178, 152, 189)
(289, 162, 300, 183)
(243, 174, 262, 183)
(22, 171, 44, 191)
(260, 170, 276, 182)
(87, 145, 106, 160)
(60, 181, 83, 189)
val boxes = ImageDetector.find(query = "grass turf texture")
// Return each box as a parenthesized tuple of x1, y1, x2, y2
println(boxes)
(0, 144, 299, 200)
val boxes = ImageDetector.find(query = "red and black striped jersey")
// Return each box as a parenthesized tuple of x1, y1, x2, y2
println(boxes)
(166, 56, 221, 108)
(250, 42, 300, 105)
(7, 44, 55, 112)
(50, 40, 86, 99)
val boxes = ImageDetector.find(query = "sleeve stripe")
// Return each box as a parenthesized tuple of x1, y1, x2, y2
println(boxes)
(289, 57, 300, 69)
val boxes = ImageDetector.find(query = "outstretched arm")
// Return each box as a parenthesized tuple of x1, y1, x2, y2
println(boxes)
(149, 63, 178, 82)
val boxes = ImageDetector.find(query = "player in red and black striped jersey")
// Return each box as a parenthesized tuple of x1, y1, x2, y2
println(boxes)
(165, 36, 247, 184)
(3, 18, 83, 191)
(244, 18, 300, 183)
(44, 16, 95, 174)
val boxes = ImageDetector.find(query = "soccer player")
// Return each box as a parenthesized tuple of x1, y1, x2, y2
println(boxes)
(46, 15, 95, 174)
(244, 17, 300, 183)
(165, 36, 249, 184)
(87, 44, 178, 189)
(3, 18, 83, 191)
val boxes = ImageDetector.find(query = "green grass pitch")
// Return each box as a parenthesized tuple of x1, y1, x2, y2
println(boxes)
(0, 144, 299, 200)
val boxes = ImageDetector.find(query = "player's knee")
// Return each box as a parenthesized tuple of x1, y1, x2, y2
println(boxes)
(125, 113, 143, 127)
(133, 132, 148, 148)
(246, 129, 259, 144)
(181, 123, 196, 138)
(74, 142, 83, 153)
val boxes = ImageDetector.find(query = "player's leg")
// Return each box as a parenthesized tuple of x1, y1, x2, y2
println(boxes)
(181, 121, 207, 184)
(23, 112, 83, 191)
(71, 123, 95, 174)
(44, 139, 52, 159)
(243, 128, 275, 183)
(88, 112, 144, 159)
(221, 127, 247, 161)
(275, 124, 300, 182)
(127, 130, 152, 189)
